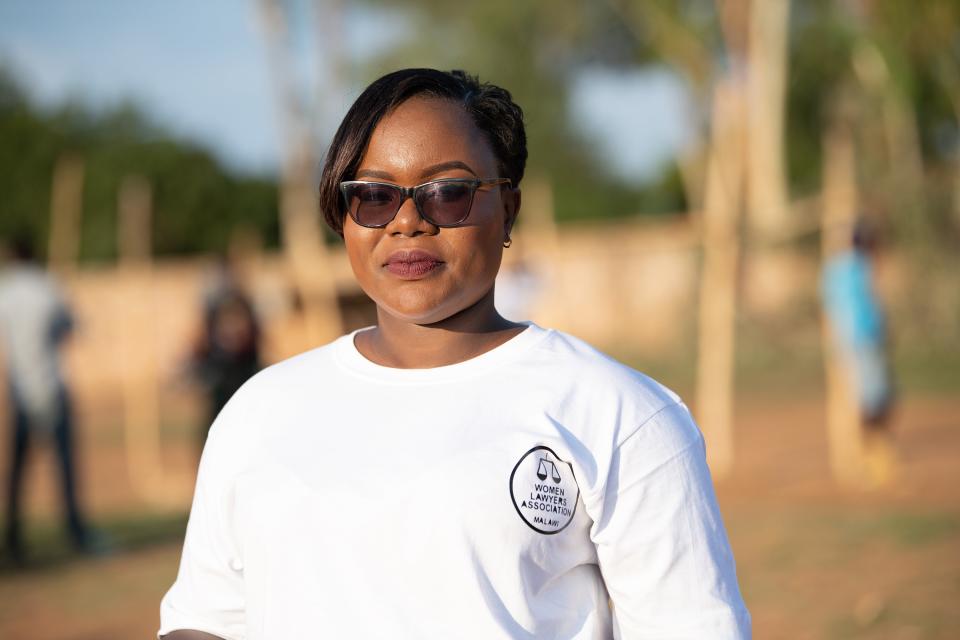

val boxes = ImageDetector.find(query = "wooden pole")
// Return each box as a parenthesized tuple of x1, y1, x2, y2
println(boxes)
(695, 80, 746, 479)
(47, 154, 85, 273)
(116, 175, 181, 504)
(820, 97, 864, 487)
(313, 0, 346, 139)
(118, 176, 152, 263)
(745, 0, 790, 237)
(258, 0, 342, 351)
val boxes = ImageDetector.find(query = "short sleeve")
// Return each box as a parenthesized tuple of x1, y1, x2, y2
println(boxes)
(591, 402, 751, 639)
(159, 392, 256, 640)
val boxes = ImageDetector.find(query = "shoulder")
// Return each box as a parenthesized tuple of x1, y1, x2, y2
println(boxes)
(200, 337, 347, 466)
(207, 337, 345, 428)
(523, 327, 701, 503)
(528, 327, 682, 426)
(0, 268, 62, 315)
(235, 335, 345, 398)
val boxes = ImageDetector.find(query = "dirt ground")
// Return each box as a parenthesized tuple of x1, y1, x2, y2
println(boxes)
(0, 390, 957, 640)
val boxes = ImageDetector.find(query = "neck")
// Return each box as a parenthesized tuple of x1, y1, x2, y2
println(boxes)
(357, 289, 525, 368)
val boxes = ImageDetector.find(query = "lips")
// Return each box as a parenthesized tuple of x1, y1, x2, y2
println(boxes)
(383, 249, 445, 279)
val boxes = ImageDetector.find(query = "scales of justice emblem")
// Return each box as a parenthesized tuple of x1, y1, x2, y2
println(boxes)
(536, 457, 562, 483)
(509, 445, 580, 534)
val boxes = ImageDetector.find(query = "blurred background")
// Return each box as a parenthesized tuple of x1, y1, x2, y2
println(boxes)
(0, 0, 957, 638)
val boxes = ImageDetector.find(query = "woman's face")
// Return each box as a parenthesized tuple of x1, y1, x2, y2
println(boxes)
(343, 96, 518, 326)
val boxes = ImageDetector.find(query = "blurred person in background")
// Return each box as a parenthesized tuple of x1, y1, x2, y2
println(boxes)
(160, 69, 750, 639)
(0, 234, 94, 564)
(822, 218, 897, 483)
(495, 245, 544, 322)
(191, 255, 262, 454)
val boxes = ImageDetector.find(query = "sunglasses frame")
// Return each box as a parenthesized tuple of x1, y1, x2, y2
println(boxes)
(340, 177, 512, 229)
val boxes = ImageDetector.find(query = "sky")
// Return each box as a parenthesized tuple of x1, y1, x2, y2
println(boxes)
(0, 0, 693, 181)
(1, 0, 282, 173)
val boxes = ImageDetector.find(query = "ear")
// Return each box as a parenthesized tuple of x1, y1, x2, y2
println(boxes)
(502, 188, 521, 240)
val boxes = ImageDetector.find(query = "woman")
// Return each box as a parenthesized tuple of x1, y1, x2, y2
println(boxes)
(160, 68, 750, 639)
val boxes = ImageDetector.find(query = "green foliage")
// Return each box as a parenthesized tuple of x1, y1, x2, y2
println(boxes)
(785, 1, 858, 194)
(866, 0, 960, 165)
(786, 0, 959, 242)
(0, 68, 279, 262)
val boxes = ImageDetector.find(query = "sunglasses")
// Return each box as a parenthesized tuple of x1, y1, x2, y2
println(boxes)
(340, 177, 512, 228)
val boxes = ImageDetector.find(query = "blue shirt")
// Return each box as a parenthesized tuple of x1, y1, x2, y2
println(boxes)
(821, 250, 885, 347)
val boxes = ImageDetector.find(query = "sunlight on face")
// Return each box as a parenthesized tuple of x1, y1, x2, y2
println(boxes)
(343, 97, 514, 326)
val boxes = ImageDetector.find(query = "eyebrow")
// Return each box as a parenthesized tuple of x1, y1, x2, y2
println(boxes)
(354, 168, 394, 180)
(419, 161, 477, 179)
(354, 161, 478, 182)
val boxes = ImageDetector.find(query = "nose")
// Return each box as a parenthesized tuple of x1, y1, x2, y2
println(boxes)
(388, 194, 437, 236)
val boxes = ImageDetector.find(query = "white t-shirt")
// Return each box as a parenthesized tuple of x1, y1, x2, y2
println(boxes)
(0, 264, 72, 426)
(160, 324, 750, 639)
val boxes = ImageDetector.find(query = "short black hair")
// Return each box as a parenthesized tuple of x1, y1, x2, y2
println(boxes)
(318, 68, 527, 236)
(9, 232, 36, 262)
(852, 217, 880, 252)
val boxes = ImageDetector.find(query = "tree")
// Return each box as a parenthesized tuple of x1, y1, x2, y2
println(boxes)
(0, 68, 280, 262)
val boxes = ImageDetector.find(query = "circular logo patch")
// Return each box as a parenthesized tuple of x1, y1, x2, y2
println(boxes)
(509, 446, 579, 534)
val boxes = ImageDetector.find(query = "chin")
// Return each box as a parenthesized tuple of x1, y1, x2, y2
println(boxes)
(381, 304, 456, 326)
(376, 291, 477, 326)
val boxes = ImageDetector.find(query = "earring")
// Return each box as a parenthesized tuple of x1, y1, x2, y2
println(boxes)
(503, 237, 513, 248)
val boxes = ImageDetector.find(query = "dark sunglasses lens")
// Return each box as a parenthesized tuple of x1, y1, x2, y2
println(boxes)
(418, 182, 474, 225)
(346, 183, 400, 226)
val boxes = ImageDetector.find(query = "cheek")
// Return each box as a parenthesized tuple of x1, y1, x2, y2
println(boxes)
(450, 229, 504, 286)
(343, 227, 378, 287)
